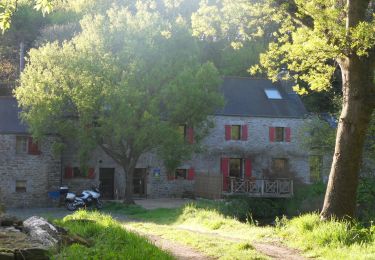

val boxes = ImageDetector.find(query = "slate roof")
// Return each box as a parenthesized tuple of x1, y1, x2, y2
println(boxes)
(216, 77, 307, 118)
(0, 97, 28, 134)
(0, 77, 307, 133)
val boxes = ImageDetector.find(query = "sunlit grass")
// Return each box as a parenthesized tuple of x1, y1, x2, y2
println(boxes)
(53, 210, 174, 260)
(107, 200, 375, 259)
(276, 213, 375, 259)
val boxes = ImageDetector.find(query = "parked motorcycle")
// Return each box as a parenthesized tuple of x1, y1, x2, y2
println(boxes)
(63, 187, 103, 211)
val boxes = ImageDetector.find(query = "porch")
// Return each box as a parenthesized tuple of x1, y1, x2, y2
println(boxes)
(224, 177, 294, 198)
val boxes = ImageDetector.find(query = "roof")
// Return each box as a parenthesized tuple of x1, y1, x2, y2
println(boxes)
(0, 97, 28, 134)
(216, 77, 307, 118)
(0, 77, 307, 134)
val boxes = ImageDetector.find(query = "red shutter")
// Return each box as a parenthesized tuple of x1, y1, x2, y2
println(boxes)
(187, 168, 195, 180)
(245, 159, 252, 178)
(221, 158, 229, 191)
(187, 127, 194, 144)
(28, 137, 41, 155)
(88, 168, 95, 179)
(285, 127, 291, 142)
(269, 127, 275, 142)
(225, 125, 231, 140)
(241, 125, 248, 140)
(64, 166, 73, 179)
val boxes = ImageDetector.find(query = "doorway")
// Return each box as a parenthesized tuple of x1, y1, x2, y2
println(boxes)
(133, 168, 147, 197)
(99, 168, 115, 199)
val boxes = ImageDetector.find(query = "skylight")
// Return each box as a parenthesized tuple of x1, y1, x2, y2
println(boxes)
(264, 89, 282, 99)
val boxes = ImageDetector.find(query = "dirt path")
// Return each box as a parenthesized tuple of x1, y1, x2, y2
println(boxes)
(125, 226, 215, 260)
(176, 226, 308, 260)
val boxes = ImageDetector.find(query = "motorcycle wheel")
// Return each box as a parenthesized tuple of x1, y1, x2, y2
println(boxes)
(66, 201, 77, 211)
(95, 200, 103, 210)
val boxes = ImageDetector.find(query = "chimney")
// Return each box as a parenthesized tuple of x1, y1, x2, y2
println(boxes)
(20, 42, 25, 74)
(277, 68, 294, 94)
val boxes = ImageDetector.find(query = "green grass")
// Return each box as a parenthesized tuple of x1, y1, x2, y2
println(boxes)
(107, 200, 375, 259)
(53, 210, 174, 260)
(276, 213, 375, 259)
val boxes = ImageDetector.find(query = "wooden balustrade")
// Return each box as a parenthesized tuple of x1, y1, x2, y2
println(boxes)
(225, 177, 293, 198)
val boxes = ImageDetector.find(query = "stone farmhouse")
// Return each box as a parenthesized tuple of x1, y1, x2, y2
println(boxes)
(0, 77, 313, 207)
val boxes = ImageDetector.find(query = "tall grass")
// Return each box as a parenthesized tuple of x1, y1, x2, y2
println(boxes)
(276, 213, 375, 259)
(53, 210, 174, 260)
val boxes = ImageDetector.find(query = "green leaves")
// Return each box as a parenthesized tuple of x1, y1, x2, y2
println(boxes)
(0, 0, 54, 32)
(16, 4, 223, 169)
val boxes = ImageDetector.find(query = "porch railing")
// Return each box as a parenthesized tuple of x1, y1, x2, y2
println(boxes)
(225, 177, 293, 198)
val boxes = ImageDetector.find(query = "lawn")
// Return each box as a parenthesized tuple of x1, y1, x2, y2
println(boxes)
(53, 210, 174, 260)
(104, 200, 375, 260)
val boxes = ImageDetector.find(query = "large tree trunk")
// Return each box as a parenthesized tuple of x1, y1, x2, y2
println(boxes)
(320, 56, 374, 220)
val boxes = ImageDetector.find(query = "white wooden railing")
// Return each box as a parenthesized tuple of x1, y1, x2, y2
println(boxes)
(225, 177, 293, 198)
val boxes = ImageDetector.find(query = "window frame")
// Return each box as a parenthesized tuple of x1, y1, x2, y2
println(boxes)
(264, 89, 282, 99)
(230, 125, 241, 140)
(174, 168, 187, 180)
(272, 158, 288, 172)
(16, 136, 28, 154)
(229, 158, 243, 178)
(15, 180, 27, 193)
(275, 127, 285, 142)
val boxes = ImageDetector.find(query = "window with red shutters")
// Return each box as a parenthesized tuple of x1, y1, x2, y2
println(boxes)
(270, 127, 291, 142)
(226, 124, 248, 141)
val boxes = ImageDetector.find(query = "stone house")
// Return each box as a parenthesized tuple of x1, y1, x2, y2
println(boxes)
(0, 97, 61, 207)
(0, 77, 311, 207)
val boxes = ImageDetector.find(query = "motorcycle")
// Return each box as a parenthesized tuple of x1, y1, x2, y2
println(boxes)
(63, 187, 103, 211)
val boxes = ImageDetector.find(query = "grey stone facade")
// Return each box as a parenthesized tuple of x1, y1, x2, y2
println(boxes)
(0, 135, 61, 208)
(60, 115, 310, 200)
(0, 77, 314, 206)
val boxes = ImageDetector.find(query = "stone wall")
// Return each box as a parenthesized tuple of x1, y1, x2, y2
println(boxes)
(58, 115, 311, 200)
(0, 135, 61, 208)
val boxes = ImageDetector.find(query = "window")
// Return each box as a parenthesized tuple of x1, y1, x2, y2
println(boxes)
(270, 127, 291, 142)
(16, 136, 28, 154)
(230, 125, 241, 140)
(175, 169, 187, 180)
(16, 180, 27, 193)
(73, 167, 87, 178)
(229, 158, 243, 178)
(272, 158, 288, 172)
(275, 127, 285, 142)
(178, 124, 194, 144)
(310, 156, 323, 183)
(225, 125, 248, 141)
(64, 167, 95, 179)
(264, 89, 282, 99)
(178, 125, 187, 139)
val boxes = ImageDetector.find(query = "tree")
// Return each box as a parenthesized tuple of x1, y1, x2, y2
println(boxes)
(0, 0, 54, 31)
(192, 0, 375, 219)
(15, 6, 223, 204)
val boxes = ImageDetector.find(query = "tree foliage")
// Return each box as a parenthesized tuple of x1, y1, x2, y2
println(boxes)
(0, 0, 54, 31)
(15, 5, 223, 203)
